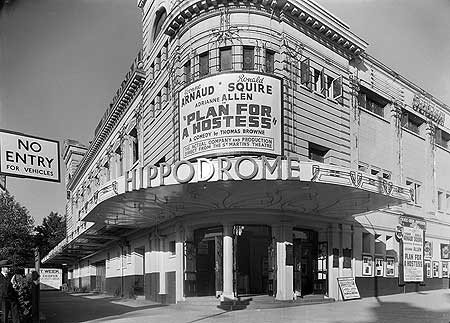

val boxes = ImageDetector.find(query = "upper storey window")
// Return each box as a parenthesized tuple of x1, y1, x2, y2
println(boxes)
(358, 87, 387, 118)
(220, 47, 232, 71)
(129, 128, 139, 165)
(401, 110, 424, 135)
(184, 60, 191, 84)
(199, 51, 209, 77)
(435, 128, 450, 149)
(153, 8, 167, 42)
(243, 46, 254, 71)
(265, 50, 275, 74)
(300, 58, 342, 102)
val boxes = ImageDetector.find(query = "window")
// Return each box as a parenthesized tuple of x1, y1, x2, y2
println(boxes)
(358, 88, 387, 118)
(375, 234, 384, 255)
(435, 128, 450, 149)
(265, 50, 275, 74)
(446, 193, 450, 213)
(219, 47, 232, 71)
(312, 68, 321, 92)
(300, 58, 311, 89)
(115, 146, 122, 176)
(199, 51, 209, 77)
(184, 60, 191, 83)
(153, 8, 167, 41)
(401, 110, 424, 135)
(406, 180, 421, 205)
(385, 235, 395, 256)
(370, 168, 380, 176)
(308, 142, 330, 163)
(130, 128, 139, 165)
(358, 163, 369, 173)
(104, 162, 110, 182)
(325, 75, 334, 98)
(382, 171, 391, 180)
(243, 46, 254, 70)
(438, 191, 444, 211)
(362, 232, 371, 254)
(169, 241, 176, 255)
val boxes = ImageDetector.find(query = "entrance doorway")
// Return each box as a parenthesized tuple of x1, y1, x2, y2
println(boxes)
(193, 227, 223, 296)
(235, 225, 271, 295)
(94, 260, 106, 293)
(293, 229, 325, 296)
(134, 247, 145, 297)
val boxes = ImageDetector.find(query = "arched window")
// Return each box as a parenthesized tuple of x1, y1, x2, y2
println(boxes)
(153, 8, 167, 42)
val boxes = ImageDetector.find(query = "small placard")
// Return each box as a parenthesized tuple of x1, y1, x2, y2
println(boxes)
(337, 277, 361, 301)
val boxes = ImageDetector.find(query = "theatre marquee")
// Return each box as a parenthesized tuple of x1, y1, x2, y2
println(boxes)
(179, 72, 282, 160)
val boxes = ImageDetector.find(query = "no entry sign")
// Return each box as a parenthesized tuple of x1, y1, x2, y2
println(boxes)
(0, 129, 60, 182)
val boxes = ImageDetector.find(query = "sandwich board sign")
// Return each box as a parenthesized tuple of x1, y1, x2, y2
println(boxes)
(0, 129, 60, 182)
(337, 277, 361, 300)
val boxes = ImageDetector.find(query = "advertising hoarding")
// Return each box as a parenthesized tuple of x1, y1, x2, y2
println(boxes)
(400, 216, 425, 282)
(179, 72, 282, 160)
(0, 129, 60, 182)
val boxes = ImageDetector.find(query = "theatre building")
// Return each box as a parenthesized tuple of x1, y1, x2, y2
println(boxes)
(43, 0, 450, 304)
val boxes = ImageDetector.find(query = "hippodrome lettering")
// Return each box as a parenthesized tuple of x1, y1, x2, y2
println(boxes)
(124, 156, 302, 192)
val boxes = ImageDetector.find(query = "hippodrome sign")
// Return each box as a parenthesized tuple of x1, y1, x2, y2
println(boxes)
(179, 72, 282, 160)
(0, 129, 60, 182)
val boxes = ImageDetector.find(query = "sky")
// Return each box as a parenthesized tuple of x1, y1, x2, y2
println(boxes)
(0, 0, 449, 225)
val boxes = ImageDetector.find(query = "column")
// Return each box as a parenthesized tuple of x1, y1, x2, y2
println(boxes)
(352, 226, 363, 279)
(327, 224, 340, 300)
(274, 224, 293, 301)
(390, 101, 403, 183)
(221, 224, 234, 300)
(341, 224, 353, 278)
(175, 225, 184, 302)
(425, 121, 436, 216)
(159, 238, 166, 296)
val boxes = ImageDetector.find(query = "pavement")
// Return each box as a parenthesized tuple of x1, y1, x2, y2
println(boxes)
(41, 289, 450, 323)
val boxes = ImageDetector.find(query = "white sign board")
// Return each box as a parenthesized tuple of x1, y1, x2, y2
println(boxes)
(337, 277, 360, 300)
(179, 72, 282, 160)
(403, 226, 424, 282)
(0, 129, 60, 182)
(39, 268, 63, 290)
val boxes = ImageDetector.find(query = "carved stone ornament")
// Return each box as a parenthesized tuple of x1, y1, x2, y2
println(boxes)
(209, 7, 240, 47)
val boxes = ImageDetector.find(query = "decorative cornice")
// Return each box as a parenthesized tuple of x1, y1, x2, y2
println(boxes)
(68, 51, 145, 191)
(163, 0, 367, 58)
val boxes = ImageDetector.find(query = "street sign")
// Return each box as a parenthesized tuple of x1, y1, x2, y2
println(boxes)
(0, 129, 60, 182)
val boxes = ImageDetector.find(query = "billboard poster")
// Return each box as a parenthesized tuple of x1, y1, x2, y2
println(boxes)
(424, 241, 432, 259)
(386, 257, 395, 277)
(400, 216, 425, 282)
(0, 129, 60, 182)
(440, 243, 449, 259)
(179, 72, 282, 160)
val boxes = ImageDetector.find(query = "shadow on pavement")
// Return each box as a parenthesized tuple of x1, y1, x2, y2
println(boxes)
(335, 293, 450, 323)
(41, 290, 167, 323)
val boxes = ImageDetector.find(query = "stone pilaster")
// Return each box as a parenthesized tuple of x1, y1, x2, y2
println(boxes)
(424, 121, 436, 216)
(390, 101, 403, 183)
(221, 224, 234, 300)
(175, 225, 184, 302)
(349, 75, 360, 169)
(274, 223, 293, 301)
